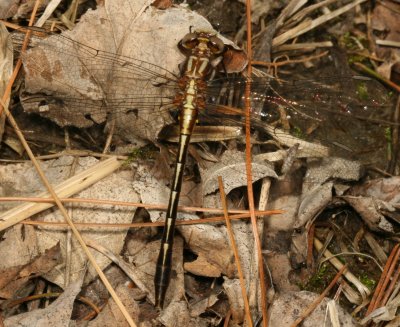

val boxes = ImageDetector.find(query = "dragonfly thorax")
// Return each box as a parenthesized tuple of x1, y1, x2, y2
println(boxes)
(178, 31, 225, 80)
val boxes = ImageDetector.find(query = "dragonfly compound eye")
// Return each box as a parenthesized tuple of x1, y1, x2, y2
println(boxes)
(180, 32, 200, 50)
(208, 36, 225, 54)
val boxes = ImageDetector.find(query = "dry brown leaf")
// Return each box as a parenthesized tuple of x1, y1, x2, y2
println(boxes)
(125, 236, 184, 309)
(0, 0, 50, 19)
(223, 278, 245, 324)
(0, 0, 19, 19)
(0, 156, 139, 289)
(268, 291, 357, 327)
(158, 301, 191, 326)
(350, 177, 400, 203)
(0, 224, 38, 270)
(184, 253, 222, 278)
(343, 196, 394, 233)
(0, 243, 61, 299)
(19, 0, 220, 144)
(372, 1, 400, 79)
(4, 278, 82, 327)
(88, 284, 140, 327)
(201, 150, 277, 196)
(133, 164, 236, 280)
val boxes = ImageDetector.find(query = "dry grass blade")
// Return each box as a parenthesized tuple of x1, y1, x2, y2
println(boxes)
(275, 0, 308, 29)
(0, 157, 121, 231)
(272, 0, 368, 47)
(0, 23, 12, 144)
(35, 0, 63, 27)
(314, 238, 371, 300)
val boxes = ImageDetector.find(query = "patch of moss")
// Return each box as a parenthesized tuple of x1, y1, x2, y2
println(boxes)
(339, 32, 367, 51)
(299, 263, 337, 293)
(292, 126, 304, 139)
(359, 273, 376, 291)
(356, 82, 369, 101)
(123, 145, 158, 167)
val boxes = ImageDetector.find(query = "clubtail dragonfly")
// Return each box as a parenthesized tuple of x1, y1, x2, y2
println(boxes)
(10, 27, 396, 308)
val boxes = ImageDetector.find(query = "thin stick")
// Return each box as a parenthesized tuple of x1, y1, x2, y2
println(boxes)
(366, 243, 400, 315)
(374, 246, 400, 308)
(367, 244, 400, 315)
(289, 265, 347, 327)
(0, 150, 128, 162)
(218, 176, 253, 326)
(20, 210, 282, 229)
(223, 310, 232, 327)
(381, 257, 400, 306)
(245, 1, 268, 325)
(0, 196, 282, 216)
(307, 224, 315, 268)
(252, 50, 329, 69)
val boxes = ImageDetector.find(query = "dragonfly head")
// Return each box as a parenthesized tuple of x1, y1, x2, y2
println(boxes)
(178, 31, 225, 57)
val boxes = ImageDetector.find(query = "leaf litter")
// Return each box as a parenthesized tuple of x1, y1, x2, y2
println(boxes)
(0, 0, 400, 326)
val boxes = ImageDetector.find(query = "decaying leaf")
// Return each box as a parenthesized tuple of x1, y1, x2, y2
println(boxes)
(201, 150, 277, 196)
(268, 291, 357, 327)
(4, 278, 82, 327)
(0, 243, 61, 299)
(88, 284, 140, 327)
(0, 156, 139, 288)
(17, 0, 240, 145)
(343, 196, 394, 233)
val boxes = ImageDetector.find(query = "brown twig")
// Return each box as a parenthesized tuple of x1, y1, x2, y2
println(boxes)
(366, 243, 400, 316)
(252, 50, 329, 69)
(374, 245, 400, 308)
(6, 292, 101, 316)
(20, 210, 282, 229)
(245, 1, 268, 326)
(218, 176, 253, 326)
(0, 195, 282, 216)
(381, 260, 400, 307)
(223, 310, 232, 327)
(307, 224, 315, 268)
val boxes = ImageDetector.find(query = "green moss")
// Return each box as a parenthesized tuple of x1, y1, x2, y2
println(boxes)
(339, 32, 367, 51)
(356, 82, 369, 101)
(123, 145, 158, 167)
(292, 126, 304, 139)
(359, 273, 376, 291)
(299, 263, 336, 293)
(385, 127, 393, 157)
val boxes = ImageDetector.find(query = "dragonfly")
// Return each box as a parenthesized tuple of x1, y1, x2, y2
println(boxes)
(10, 27, 396, 308)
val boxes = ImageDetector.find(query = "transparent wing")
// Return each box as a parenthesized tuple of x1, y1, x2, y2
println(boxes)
(202, 74, 394, 165)
(12, 29, 396, 166)
(12, 29, 180, 142)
